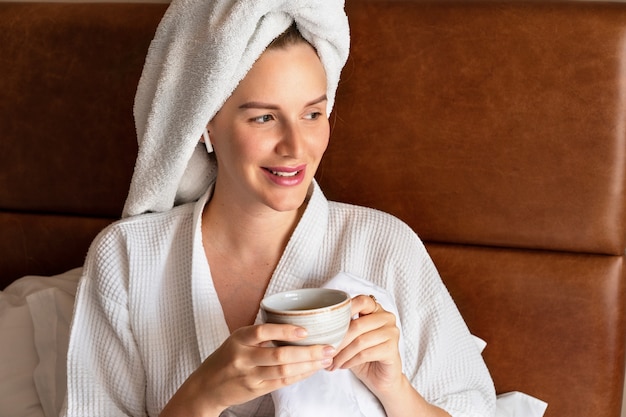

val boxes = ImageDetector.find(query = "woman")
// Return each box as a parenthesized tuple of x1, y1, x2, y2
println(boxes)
(63, 1, 496, 416)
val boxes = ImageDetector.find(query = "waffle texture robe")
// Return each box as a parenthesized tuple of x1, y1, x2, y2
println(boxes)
(63, 182, 496, 417)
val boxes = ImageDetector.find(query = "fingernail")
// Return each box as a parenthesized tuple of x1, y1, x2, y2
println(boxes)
(323, 346, 336, 357)
(321, 358, 333, 367)
(295, 328, 308, 338)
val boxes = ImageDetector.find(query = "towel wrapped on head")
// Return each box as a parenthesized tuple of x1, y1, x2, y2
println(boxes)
(122, 0, 350, 217)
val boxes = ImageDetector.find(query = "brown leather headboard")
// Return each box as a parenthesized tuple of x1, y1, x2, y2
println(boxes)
(0, 3, 163, 282)
(1, 2, 625, 417)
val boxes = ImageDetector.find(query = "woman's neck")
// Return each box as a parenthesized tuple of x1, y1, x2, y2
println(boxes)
(201, 188, 305, 261)
(201, 186, 307, 331)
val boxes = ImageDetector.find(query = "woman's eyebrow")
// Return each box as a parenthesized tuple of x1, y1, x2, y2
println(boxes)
(239, 94, 327, 110)
(305, 94, 328, 107)
(239, 101, 280, 110)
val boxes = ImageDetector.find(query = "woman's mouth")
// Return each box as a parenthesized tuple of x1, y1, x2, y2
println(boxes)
(263, 165, 306, 186)
(268, 168, 299, 177)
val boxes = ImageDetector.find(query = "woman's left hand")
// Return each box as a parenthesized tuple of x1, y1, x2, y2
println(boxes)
(329, 294, 403, 396)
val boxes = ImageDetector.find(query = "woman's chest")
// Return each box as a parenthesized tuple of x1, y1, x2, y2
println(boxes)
(210, 260, 275, 332)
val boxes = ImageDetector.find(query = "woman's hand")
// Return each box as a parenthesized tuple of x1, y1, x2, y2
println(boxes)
(160, 323, 335, 417)
(329, 294, 403, 396)
(330, 295, 451, 417)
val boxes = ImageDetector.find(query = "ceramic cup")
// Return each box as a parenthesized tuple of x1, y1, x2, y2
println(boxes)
(261, 288, 352, 348)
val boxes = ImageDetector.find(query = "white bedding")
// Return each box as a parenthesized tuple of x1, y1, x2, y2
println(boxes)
(0, 269, 547, 417)
(0, 268, 79, 417)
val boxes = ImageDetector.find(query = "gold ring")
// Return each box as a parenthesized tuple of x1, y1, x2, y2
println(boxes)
(369, 294, 380, 313)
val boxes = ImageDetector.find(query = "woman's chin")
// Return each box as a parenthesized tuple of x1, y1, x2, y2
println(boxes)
(263, 187, 311, 213)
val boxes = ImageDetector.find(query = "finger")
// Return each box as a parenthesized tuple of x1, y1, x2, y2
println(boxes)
(257, 367, 321, 392)
(338, 309, 395, 350)
(257, 354, 333, 382)
(351, 294, 382, 317)
(234, 323, 308, 346)
(252, 344, 336, 367)
(247, 346, 335, 392)
(333, 311, 400, 368)
(339, 343, 396, 370)
(333, 326, 396, 369)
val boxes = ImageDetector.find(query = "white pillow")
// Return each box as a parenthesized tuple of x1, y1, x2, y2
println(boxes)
(28, 286, 76, 417)
(0, 268, 81, 417)
(0, 290, 44, 417)
(4, 269, 81, 300)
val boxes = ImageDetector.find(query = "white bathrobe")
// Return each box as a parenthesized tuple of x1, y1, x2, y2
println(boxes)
(63, 181, 496, 417)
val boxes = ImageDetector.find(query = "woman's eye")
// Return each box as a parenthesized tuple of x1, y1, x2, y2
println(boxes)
(252, 114, 274, 123)
(305, 111, 322, 120)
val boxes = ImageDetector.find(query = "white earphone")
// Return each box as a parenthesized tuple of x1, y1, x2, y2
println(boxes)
(202, 129, 213, 153)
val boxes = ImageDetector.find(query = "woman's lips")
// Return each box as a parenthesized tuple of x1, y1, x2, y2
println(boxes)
(263, 165, 306, 186)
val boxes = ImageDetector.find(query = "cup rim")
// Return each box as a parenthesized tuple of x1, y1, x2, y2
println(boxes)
(260, 288, 350, 315)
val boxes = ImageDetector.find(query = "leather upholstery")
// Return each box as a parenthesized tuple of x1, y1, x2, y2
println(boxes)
(0, 2, 164, 280)
(427, 243, 626, 417)
(324, 1, 626, 255)
(1, 2, 624, 416)
(0, 212, 112, 280)
(0, 2, 160, 218)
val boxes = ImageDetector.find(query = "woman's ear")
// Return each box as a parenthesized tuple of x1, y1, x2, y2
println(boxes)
(201, 129, 214, 153)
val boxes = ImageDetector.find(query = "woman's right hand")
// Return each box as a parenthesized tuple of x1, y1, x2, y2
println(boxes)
(160, 323, 335, 417)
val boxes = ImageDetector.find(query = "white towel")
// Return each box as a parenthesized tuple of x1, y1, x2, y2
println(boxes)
(123, 0, 350, 217)
(496, 392, 548, 417)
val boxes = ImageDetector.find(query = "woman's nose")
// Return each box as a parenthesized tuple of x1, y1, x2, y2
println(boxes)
(276, 122, 304, 157)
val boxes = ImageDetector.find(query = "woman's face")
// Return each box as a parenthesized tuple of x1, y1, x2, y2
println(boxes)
(208, 41, 329, 214)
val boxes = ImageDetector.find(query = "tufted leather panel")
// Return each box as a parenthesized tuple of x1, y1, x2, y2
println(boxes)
(322, 1, 626, 255)
(426, 243, 626, 417)
(0, 212, 113, 289)
(0, 3, 165, 218)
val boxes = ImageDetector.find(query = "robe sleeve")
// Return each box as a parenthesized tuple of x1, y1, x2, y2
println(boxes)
(63, 227, 147, 417)
(388, 224, 496, 417)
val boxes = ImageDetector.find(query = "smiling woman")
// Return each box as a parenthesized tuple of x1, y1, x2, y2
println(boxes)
(3, 1, 626, 417)
(61, 1, 495, 417)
